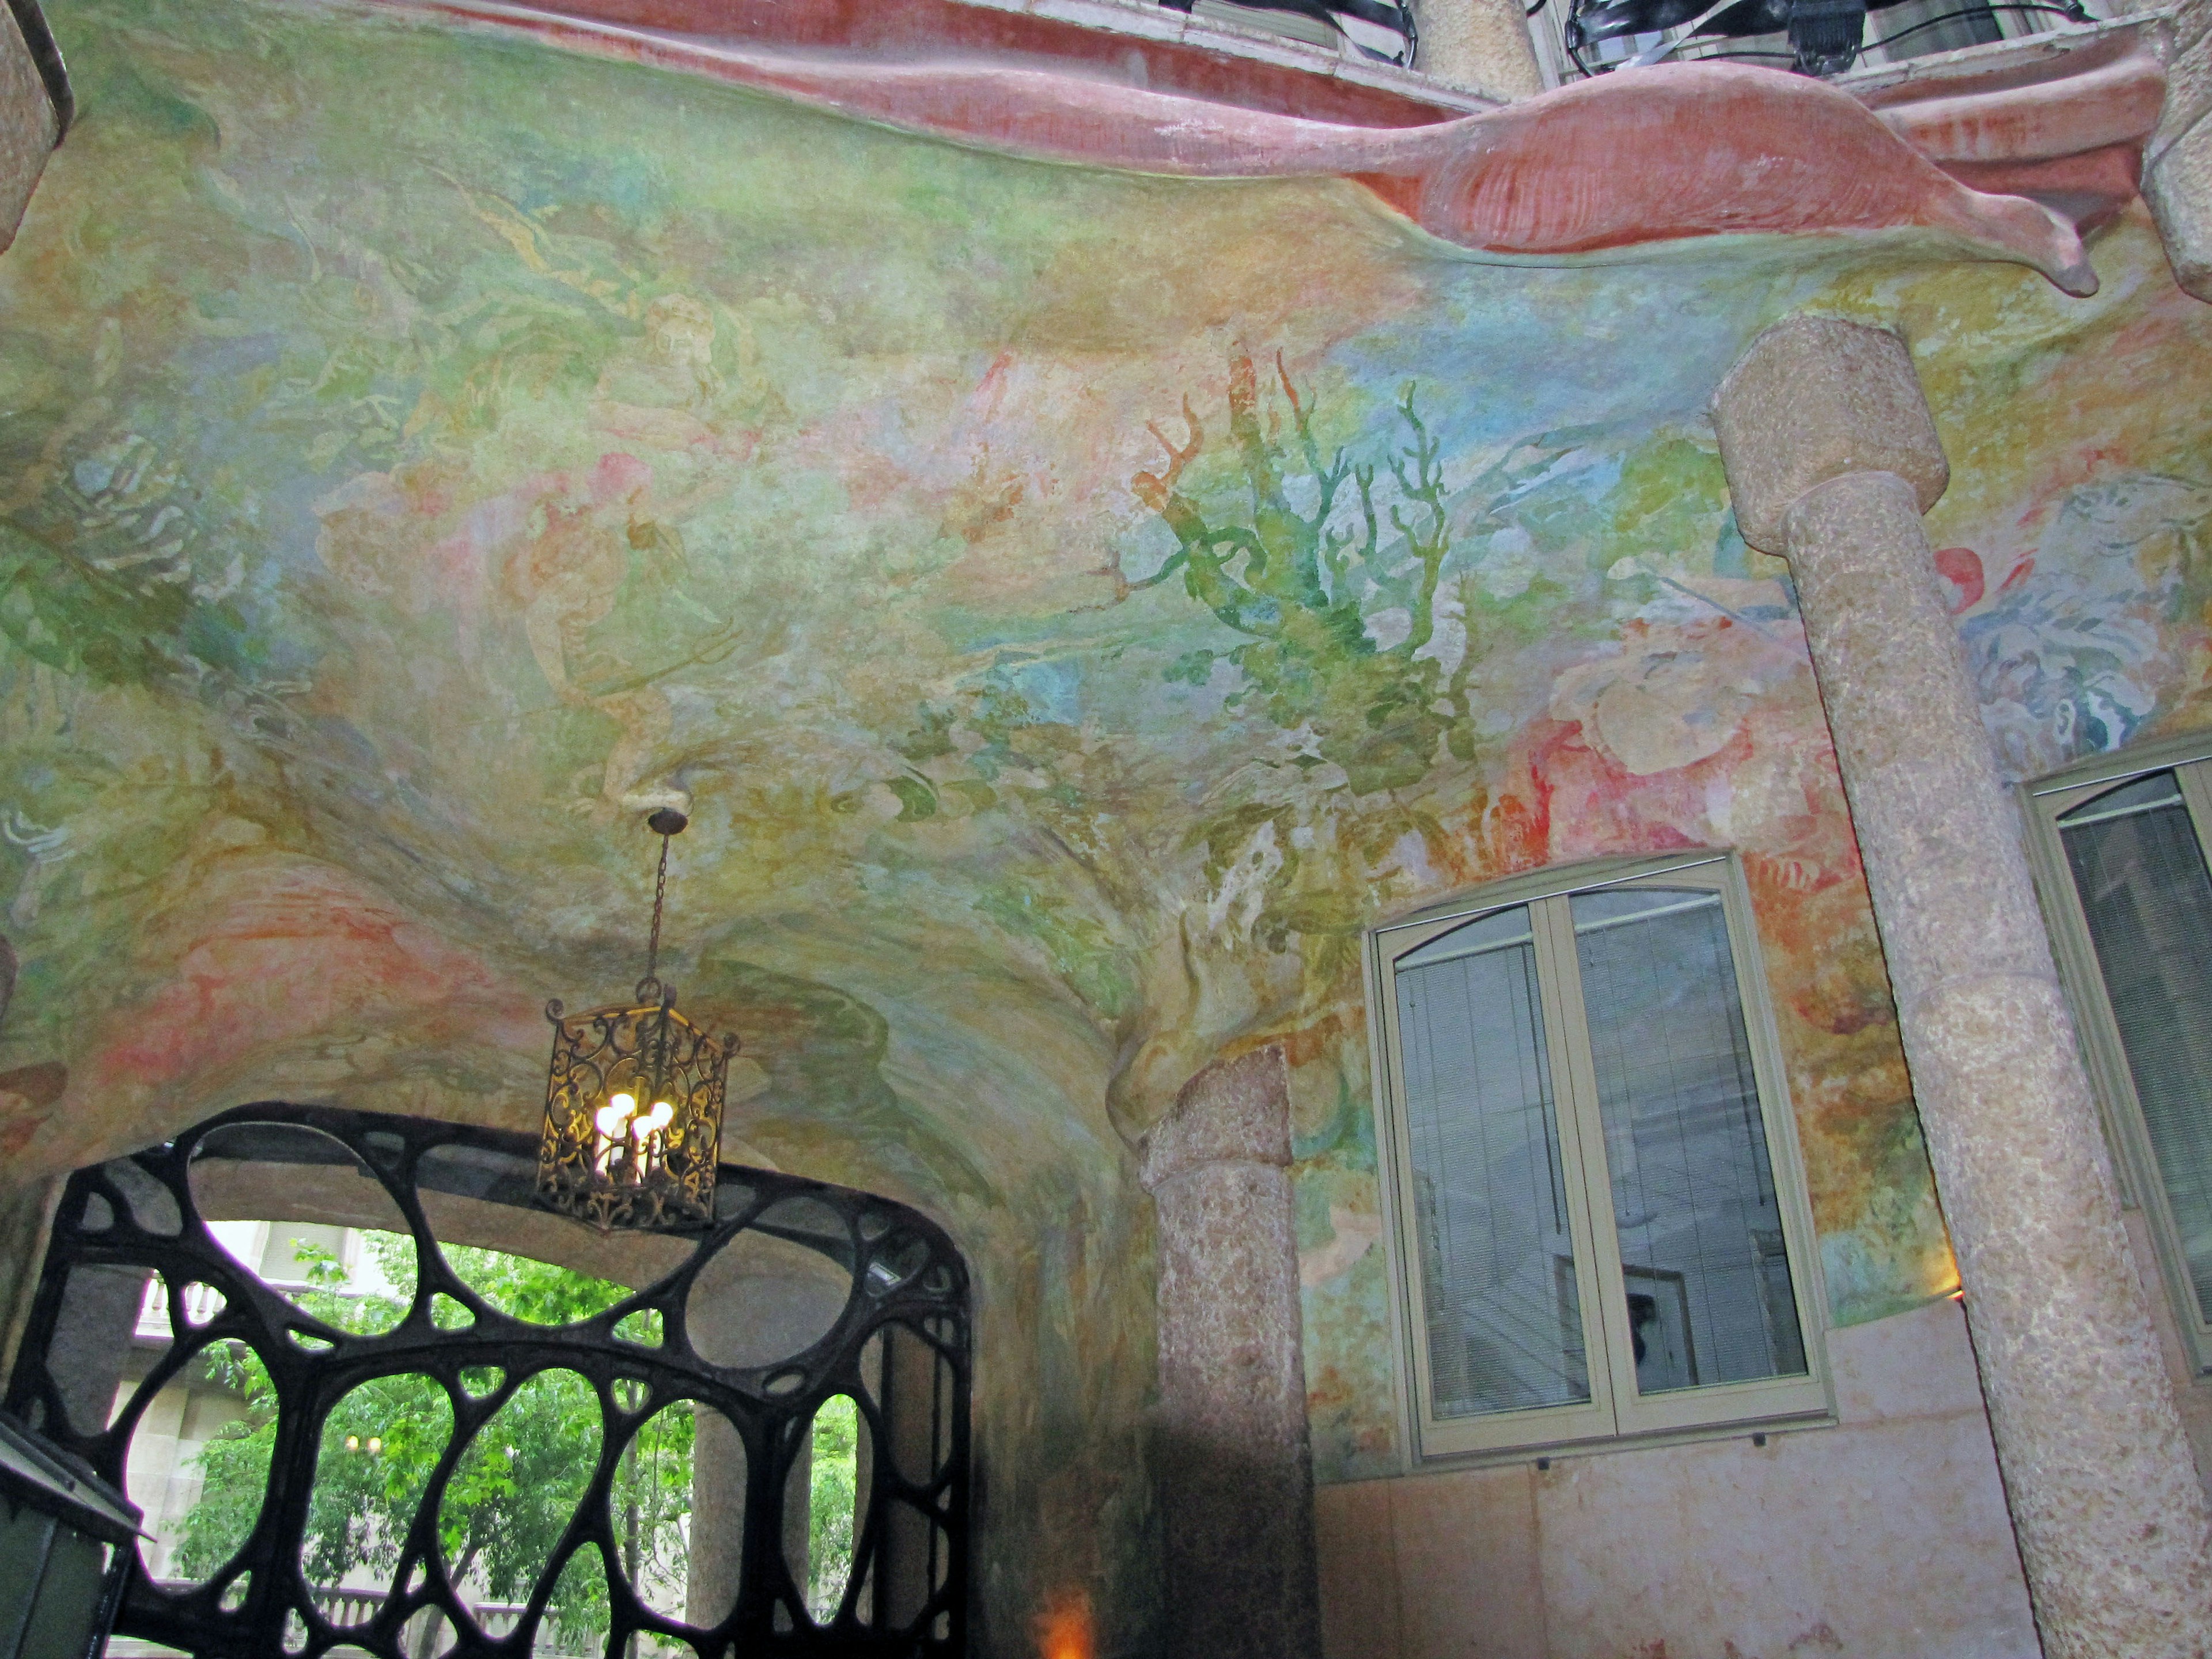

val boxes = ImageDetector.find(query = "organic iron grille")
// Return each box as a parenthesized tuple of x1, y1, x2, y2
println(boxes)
(4, 1105, 971, 1659)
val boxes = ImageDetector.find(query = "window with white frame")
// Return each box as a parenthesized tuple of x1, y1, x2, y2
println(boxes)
(2024, 734, 2212, 1373)
(1368, 851, 1830, 1460)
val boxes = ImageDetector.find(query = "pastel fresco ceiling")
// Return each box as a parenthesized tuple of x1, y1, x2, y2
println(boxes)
(4, 0, 2212, 1639)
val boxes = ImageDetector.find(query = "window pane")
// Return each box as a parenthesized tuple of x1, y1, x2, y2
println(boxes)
(1395, 906, 1590, 1419)
(2061, 770, 2212, 1322)
(1571, 889, 1807, 1393)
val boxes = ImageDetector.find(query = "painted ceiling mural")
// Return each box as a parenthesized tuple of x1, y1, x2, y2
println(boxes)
(2, 0, 2211, 1645)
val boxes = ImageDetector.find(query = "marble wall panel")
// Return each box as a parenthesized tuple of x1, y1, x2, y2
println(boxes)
(1318, 1300, 2040, 1659)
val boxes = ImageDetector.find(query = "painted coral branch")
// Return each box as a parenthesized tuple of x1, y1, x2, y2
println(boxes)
(1127, 353, 1463, 796)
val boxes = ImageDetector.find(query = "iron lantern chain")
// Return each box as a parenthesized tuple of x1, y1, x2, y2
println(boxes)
(642, 828, 671, 999)
(635, 823, 677, 1120)
(638, 805, 685, 1002)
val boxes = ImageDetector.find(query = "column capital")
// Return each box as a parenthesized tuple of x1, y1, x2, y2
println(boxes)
(1141, 1044, 1292, 1189)
(1711, 315, 1950, 554)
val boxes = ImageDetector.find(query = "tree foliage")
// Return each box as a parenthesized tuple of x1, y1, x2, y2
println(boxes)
(804, 1394, 858, 1621)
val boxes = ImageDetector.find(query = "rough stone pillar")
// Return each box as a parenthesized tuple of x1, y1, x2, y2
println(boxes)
(874, 1323, 940, 1628)
(1713, 313, 2212, 1659)
(2145, 0, 2212, 300)
(42, 1262, 150, 1434)
(0, 1177, 58, 1380)
(686, 1268, 832, 1624)
(0, 0, 63, 255)
(686, 1404, 745, 1628)
(782, 1426, 812, 1599)
(1416, 0, 1545, 99)
(1140, 1044, 1321, 1659)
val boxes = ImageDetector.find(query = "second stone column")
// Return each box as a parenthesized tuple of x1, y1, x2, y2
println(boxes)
(1714, 315, 2212, 1659)
(1141, 1043, 1323, 1659)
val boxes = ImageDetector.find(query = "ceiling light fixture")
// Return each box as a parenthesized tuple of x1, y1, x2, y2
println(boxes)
(536, 809, 734, 1231)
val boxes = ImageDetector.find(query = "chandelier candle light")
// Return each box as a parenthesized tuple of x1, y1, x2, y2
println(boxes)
(536, 808, 736, 1230)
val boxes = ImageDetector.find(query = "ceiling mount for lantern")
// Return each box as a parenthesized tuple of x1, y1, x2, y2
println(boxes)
(536, 808, 736, 1232)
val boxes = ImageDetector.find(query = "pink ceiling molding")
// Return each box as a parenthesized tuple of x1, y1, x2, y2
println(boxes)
(1858, 30, 2165, 236)
(388, 0, 2169, 294)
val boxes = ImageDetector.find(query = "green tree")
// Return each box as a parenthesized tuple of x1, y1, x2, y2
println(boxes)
(804, 1395, 858, 1620)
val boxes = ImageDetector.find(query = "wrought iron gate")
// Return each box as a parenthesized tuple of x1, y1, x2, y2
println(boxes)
(4, 1105, 969, 1658)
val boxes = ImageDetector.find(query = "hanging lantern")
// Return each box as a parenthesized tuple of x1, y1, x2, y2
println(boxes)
(536, 808, 735, 1230)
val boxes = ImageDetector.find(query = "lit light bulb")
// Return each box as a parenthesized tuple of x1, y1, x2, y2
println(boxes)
(593, 1092, 639, 1179)
(628, 1099, 676, 1178)
(366, 1437, 382, 1455)
(597, 1092, 638, 1136)
(346, 1435, 359, 1452)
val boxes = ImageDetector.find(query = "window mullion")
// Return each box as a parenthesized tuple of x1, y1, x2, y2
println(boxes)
(1374, 934, 1453, 1445)
(1715, 862, 1832, 1401)
(2120, 757, 2212, 1365)
(2176, 760, 2212, 870)
(2026, 778, 2152, 1217)
(1533, 892, 1635, 1437)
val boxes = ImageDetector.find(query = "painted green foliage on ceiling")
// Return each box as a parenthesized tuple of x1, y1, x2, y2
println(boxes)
(2, 0, 2212, 1610)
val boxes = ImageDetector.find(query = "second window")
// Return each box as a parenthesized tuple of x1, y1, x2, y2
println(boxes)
(1371, 854, 1830, 1460)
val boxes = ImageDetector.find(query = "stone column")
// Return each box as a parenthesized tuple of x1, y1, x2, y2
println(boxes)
(0, 0, 62, 256)
(0, 1177, 58, 1380)
(1140, 1044, 1321, 1659)
(685, 1404, 745, 1629)
(873, 1323, 941, 1629)
(777, 1425, 813, 1612)
(1713, 314, 2212, 1659)
(685, 1270, 829, 1627)
(43, 1262, 151, 1434)
(2145, 0, 2212, 301)
(1415, 0, 1545, 100)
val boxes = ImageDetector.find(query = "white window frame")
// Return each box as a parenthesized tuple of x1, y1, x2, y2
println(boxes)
(2022, 730, 2212, 1374)
(1365, 849, 1833, 1464)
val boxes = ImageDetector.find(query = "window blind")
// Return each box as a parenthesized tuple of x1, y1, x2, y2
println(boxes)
(2061, 770, 2212, 1321)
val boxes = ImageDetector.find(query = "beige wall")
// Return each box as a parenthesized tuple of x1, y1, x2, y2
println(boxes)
(115, 1365, 243, 1581)
(1314, 1297, 2039, 1659)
